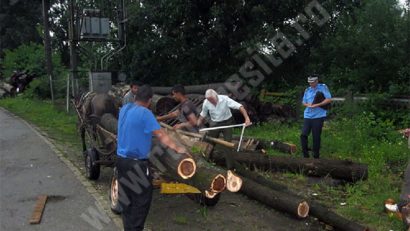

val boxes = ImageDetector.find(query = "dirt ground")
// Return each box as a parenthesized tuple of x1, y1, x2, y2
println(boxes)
(94, 166, 325, 231)
(56, 139, 326, 231)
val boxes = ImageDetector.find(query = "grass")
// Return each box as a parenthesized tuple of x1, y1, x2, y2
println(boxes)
(236, 110, 409, 230)
(0, 96, 82, 157)
(1, 96, 409, 230)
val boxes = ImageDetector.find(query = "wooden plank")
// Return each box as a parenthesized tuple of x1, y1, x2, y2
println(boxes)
(29, 195, 48, 224)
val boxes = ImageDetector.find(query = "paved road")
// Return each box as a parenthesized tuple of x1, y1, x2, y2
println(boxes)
(0, 108, 120, 231)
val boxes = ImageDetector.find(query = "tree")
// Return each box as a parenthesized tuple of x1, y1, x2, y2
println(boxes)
(308, 0, 410, 95)
(0, 0, 43, 57)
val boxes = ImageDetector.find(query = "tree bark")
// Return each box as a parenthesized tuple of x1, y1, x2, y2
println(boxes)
(149, 142, 197, 180)
(211, 149, 368, 182)
(150, 94, 178, 115)
(159, 127, 243, 195)
(152, 83, 225, 95)
(240, 176, 310, 218)
(260, 139, 297, 154)
(237, 162, 370, 230)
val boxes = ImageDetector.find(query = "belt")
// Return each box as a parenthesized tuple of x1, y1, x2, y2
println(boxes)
(117, 155, 148, 162)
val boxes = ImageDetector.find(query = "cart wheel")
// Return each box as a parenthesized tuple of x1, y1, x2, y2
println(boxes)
(84, 148, 100, 180)
(109, 167, 122, 214)
(186, 192, 221, 207)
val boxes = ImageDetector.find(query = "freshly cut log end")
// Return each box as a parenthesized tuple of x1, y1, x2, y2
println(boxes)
(211, 174, 227, 192)
(177, 158, 196, 179)
(205, 190, 218, 199)
(226, 170, 243, 192)
(297, 201, 310, 218)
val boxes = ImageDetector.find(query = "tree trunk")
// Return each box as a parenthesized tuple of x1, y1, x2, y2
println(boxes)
(211, 149, 368, 182)
(259, 139, 297, 154)
(152, 83, 225, 95)
(149, 143, 197, 180)
(159, 127, 242, 195)
(234, 162, 370, 231)
(150, 94, 178, 115)
(240, 176, 309, 218)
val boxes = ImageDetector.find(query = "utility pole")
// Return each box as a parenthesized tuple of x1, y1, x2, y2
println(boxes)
(68, 0, 78, 97)
(42, 0, 54, 102)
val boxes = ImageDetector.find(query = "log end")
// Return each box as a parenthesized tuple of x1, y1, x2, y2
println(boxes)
(211, 174, 227, 193)
(289, 144, 297, 154)
(226, 170, 243, 193)
(205, 190, 218, 199)
(177, 158, 197, 179)
(297, 201, 310, 218)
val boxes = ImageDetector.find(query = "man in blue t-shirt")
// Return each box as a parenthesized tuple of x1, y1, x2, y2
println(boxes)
(116, 85, 187, 231)
(300, 75, 332, 159)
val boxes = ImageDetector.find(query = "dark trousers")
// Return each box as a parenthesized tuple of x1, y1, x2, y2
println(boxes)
(117, 156, 153, 231)
(208, 117, 234, 169)
(300, 117, 325, 158)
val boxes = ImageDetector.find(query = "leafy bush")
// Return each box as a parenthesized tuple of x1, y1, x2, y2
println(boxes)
(2, 42, 68, 99)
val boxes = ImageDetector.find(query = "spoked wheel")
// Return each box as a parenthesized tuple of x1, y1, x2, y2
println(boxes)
(186, 192, 221, 207)
(109, 167, 122, 214)
(84, 148, 100, 180)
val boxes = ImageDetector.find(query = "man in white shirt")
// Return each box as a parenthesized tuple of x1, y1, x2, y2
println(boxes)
(197, 89, 251, 169)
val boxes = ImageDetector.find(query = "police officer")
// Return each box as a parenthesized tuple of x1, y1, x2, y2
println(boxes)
(300, 74, 332, 159)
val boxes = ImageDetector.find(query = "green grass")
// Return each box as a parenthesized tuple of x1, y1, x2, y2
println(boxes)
(0, 96, 81, 150)
(1, 97, 409, 230)
(236, 112, 409, 230)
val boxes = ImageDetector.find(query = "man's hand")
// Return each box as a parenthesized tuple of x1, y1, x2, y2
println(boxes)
(173, 123, 183, 130)
(175, 146, 188, 155)
(244, 117, 251, 126)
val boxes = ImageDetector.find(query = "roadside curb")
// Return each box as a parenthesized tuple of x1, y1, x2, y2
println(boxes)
(0, 107, 123, 230)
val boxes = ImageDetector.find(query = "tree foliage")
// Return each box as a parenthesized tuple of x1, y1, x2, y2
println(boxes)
(308, 0, 410, 95)
(0, 0, 43, 57)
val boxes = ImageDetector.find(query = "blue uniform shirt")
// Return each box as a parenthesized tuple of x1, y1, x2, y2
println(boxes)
(117, 103, 161, 160)
(302, 83, 332, 119)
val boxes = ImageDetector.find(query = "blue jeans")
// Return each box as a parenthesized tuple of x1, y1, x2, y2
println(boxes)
(300, 117, 325, 158)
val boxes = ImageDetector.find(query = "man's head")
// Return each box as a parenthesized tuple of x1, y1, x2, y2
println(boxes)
(135, 85, 153, 107)
(205, 89, 218, 106)
(307, 74, 319, 87)
(171, 84, 186, 102)
(129, 81, 141, 95)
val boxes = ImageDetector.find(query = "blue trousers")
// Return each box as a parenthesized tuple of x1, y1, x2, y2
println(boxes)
(300, 117, 325, 158)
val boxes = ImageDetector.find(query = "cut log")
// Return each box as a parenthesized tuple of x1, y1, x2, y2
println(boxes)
(226, 170, 242, 192)
(150, 94, 178, 115)
(266, 140, 297, 154)
(152, 83, 225, 95)
(240, 176, 309, 218)
(149, 145, 196, 180)
(159, 126, 242, 194)
(211, 149, 368, 182)
(153, 129, 226, 194)
(225, 160, 370, 231)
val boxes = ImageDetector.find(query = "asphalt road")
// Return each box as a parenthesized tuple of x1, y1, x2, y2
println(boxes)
(0, 108, 120, 231)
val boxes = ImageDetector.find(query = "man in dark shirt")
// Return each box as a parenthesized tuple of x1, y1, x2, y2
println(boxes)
(156, 84, 199, 131)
